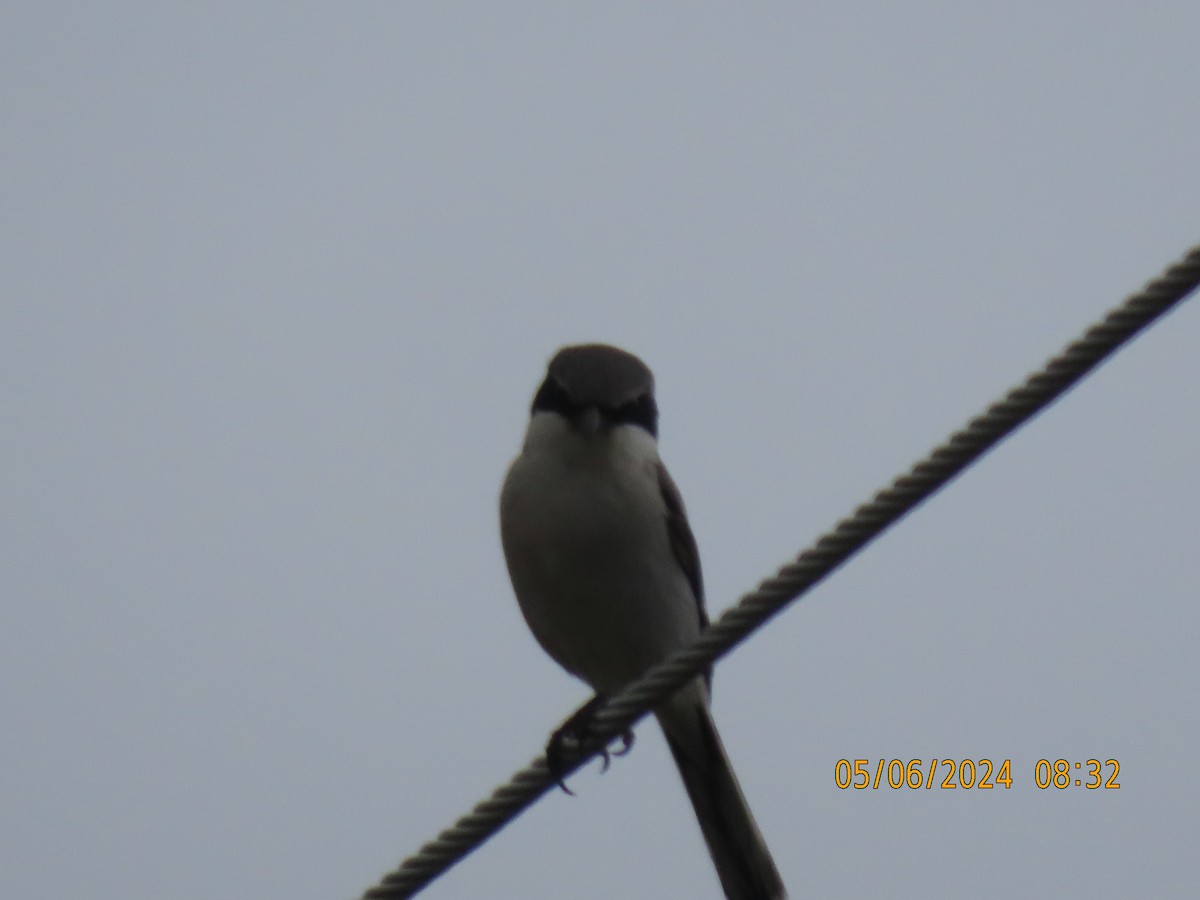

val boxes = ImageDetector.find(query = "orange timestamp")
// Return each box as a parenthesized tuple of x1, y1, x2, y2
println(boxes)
(834, 758, 1122, 790)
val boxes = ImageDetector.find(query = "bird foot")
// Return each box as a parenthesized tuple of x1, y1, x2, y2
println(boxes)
(545, 696, 635, 794)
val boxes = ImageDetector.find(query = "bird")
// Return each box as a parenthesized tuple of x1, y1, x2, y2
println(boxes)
(499, 343, 786, 900)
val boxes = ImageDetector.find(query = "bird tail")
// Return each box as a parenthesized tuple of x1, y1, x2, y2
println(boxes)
(658, 690, 786, 900)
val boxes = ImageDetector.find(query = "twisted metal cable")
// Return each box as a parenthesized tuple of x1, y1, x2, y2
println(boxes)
(362, 244, 1200, 899)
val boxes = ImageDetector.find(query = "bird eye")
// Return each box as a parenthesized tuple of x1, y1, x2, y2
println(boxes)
(531, 378, 574, 417)
(614, 393, 658, 436)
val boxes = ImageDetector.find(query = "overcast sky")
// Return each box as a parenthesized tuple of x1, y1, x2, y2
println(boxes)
(3, 4, 1199, 899)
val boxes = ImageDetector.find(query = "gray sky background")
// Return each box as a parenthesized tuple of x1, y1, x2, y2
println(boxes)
(3, 5, 1198, 899)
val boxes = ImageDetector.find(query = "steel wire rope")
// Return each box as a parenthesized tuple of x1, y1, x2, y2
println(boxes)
(362, 244, 1200, 899)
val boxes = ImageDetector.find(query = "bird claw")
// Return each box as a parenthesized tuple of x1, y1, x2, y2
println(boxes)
(615, 729, 635, 756)
(596, 729, 635, 773)
(545, 697, 635, 792)
(545, 723, 579, 795)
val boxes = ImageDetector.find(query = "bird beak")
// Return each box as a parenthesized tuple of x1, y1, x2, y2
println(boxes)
(572, 406, 603, 437)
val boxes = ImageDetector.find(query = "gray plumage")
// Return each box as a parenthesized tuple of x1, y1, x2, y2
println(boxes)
(545, 343, 654, 411)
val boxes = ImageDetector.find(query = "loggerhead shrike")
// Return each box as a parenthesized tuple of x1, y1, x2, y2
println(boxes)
(500, 344, 786, 900)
